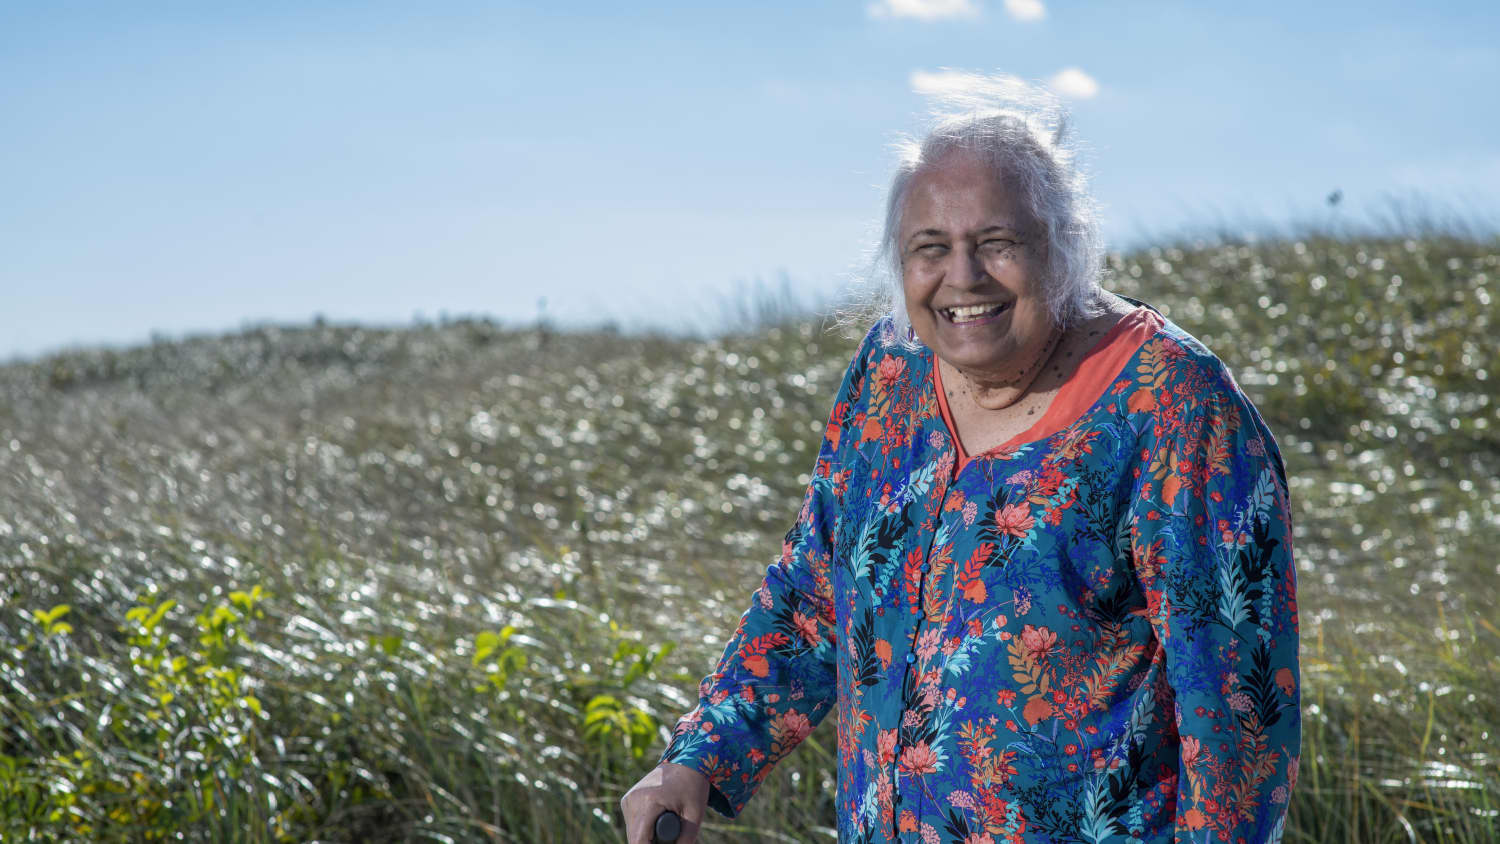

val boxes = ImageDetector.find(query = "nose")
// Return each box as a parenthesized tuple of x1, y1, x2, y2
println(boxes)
(947, 243, 990, 290)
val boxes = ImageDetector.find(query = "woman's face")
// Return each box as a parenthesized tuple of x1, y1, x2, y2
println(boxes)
(899, 150, 1054, 383)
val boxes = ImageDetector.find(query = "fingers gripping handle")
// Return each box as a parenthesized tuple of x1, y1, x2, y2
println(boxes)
(653, 809, 682, 843)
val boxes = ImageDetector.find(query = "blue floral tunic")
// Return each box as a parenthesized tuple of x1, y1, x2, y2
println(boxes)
(661, 298, 1301, 843)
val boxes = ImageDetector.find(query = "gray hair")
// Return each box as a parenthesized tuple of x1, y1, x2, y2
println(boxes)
(855, 74, 1107, 348)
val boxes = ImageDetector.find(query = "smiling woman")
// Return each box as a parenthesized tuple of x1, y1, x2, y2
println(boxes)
(620, 75, 1301, 844)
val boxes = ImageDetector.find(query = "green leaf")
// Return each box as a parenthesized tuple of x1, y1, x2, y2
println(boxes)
(145, 600, 176, 631)
(585, 694, 621, 714)
(473, 631, 500, 666)
(34, 604, 70, 626)
(623, 662, 645, 687)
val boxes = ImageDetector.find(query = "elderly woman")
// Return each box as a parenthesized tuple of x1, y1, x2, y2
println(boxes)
(622, 79, 1299, 844)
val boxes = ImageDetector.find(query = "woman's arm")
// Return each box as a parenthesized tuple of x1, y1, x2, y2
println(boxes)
(1131, 359, 1301, 843)
(656, 324, 875, 818)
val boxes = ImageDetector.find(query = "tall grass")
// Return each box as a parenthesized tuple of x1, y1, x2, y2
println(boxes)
(1, 232, 1497, 841)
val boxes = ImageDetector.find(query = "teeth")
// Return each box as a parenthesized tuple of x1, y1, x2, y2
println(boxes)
(944, 303, 1005, 322)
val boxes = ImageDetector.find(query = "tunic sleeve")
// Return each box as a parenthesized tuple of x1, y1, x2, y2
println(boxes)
(1129, 365, 1301, 842)
(658, 323, 875, 818)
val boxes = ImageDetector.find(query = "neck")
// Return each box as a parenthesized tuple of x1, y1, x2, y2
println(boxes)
(950, 325, 1065, 411)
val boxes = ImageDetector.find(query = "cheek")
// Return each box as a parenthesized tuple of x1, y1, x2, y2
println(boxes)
(901, 270, 930, 309)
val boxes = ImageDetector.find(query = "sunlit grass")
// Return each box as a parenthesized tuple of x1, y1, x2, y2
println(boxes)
(1, 232, 1497, 841)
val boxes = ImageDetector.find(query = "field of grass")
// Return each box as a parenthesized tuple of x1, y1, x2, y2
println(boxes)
(2, 233, 1497, 842)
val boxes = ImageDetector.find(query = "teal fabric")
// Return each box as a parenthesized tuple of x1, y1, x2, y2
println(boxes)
(662, 302, 1301, 843)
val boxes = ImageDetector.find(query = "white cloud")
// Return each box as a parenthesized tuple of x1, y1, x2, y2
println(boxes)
(909, 69, 992, 98)
(868, 0, 979, 21)
(1003, 0, 1045, 21)
(1047, 67, 1099, 99)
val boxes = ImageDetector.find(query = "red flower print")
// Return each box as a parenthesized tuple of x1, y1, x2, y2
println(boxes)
(779, 710, 812, 745)
(742, 654, 769, 677)
(1128, 387, 1156, 413)
(877, 728, 898, 765)
(1019, 624, 1060, 661)
(1275, 667, 1296, 697)
(1022, 697, 1054, 725)
(1162, 473, 1182, 506)
(961, 577, 988, 603)
(791, 611, 819, 645)
(944, 490, 967, 512)
(899, 810, 919, 832)
(994, 504, 1035, 537)
(876, 355, 907, 390)
(997, 689, 1017, 707)
(899, 741, 939, 776)
(1181, 734, 1202, 766)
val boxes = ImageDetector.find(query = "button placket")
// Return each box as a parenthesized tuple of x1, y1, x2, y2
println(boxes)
(889, 464, 953, 839)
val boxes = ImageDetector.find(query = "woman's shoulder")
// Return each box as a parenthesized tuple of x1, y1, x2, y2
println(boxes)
(1120, 295, 1286, 471)
(841, 314, 933, 378)
(1117, 294, 1248, 404)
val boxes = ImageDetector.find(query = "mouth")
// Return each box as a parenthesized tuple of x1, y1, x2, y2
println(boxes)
(938, 302, 1011, 325)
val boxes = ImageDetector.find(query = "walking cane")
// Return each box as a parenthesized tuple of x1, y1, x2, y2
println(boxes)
(653, 809, 682, 843)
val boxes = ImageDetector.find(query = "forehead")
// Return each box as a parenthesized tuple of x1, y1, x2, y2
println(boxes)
(900, 150, 1031, 233)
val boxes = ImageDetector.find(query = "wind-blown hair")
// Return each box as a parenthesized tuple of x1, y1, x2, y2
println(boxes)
(858, 73, 1107, 348)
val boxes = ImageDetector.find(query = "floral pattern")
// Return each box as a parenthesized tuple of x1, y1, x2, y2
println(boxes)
(661, 300, 1300, 843)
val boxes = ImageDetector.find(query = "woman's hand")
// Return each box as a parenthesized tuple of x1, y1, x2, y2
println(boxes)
(620, 762, 710, 843)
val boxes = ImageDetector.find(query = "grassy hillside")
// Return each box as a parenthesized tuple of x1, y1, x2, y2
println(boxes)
(1, 234, 1497, 842)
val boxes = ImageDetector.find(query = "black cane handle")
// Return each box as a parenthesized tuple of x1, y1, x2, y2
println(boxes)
(653, 809, 682, 843)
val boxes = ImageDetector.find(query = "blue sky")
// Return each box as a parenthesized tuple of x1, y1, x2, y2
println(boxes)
(3, 1, 1497, 360)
